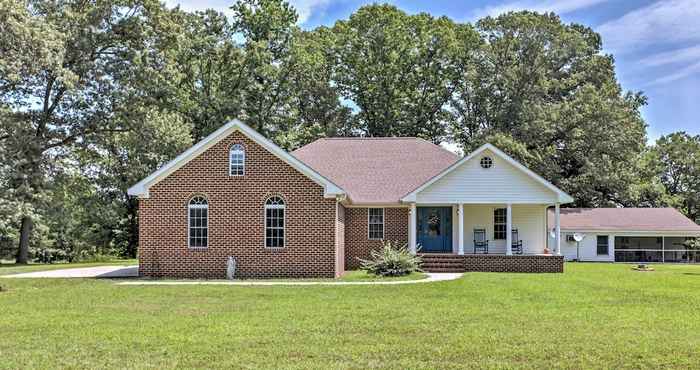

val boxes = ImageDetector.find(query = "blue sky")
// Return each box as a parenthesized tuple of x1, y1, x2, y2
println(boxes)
(165, 0, 700, 142)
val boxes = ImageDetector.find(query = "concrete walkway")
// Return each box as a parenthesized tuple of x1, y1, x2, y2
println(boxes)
(116, 272, 463, 286)
(2, 265, 139, 278)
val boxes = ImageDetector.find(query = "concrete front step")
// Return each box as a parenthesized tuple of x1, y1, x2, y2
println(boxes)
(420, 254, 466, 272)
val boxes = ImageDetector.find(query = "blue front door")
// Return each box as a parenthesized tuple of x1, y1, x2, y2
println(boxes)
(417, 207, 453, 253)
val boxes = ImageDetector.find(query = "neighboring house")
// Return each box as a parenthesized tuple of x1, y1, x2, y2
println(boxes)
(128, 120, 694, 279)
(548, 208, 700, 263)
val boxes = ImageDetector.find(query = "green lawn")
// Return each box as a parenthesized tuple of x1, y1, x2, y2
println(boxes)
(1, 263, 699, 369)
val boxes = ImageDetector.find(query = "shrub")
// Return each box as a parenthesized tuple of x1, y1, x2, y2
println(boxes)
(359, 241, 422, 277)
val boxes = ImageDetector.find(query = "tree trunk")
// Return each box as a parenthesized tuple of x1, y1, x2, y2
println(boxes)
(126, 196, 139, 258)
(16, 216, 32, 264)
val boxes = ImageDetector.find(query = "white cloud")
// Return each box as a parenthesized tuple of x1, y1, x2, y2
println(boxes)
(598, 0, 700, 55)
(163, 0, 234, 16)
(640, 45, 700, 67)
(163, 0, 332, 24)
(472, 0, 610, 19)
(289, 0, 331, 24)
(649, 60, 700, 86)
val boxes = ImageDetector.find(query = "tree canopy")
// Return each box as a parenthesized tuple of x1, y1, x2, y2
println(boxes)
(0, 0, 696, 262)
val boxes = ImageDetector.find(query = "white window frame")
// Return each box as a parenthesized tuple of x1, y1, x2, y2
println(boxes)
(264, 196, 285, 248)
(597, 235, 610, 255)
(187, 196, 208, 249)
(229, 144, 245, 176)
(493, 208, 506, 240)
(368, 208, 385, 240)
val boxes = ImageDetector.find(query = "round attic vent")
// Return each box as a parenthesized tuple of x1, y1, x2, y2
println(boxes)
(480, 156, 493, 169)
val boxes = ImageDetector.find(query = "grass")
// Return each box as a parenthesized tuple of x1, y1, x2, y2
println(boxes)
(0, 259, 137, 276)
(338, 270, 427, 282)
(1, 263, 699, 369)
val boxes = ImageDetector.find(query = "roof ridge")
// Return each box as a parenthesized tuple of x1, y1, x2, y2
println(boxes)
(320, 137, 420, 140)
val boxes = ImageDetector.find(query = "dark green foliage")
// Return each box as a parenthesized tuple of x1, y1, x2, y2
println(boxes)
(359, 241, 422, 276)
(0, 1, 695, 263)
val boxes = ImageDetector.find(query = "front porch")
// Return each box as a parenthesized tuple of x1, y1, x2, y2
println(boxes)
(407, 203, 564, 256)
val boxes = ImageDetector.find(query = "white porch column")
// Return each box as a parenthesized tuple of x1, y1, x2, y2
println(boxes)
(506, 203, 513, 256)
(662, 236, 665, 263)
(458, 203, 465, 255)
(555, 203, 561, 256)
(409, 203, 417, 254)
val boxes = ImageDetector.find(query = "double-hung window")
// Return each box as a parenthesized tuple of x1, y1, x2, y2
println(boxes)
(229, 144, 245, 176)
(368, 208, 384, 240)
(188, 196, 208, 248)
(493, 208, 506, 240)
(597, 235, 609, 255)
(265, 196, 285, 248)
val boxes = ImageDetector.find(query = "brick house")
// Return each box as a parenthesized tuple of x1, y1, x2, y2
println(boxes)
(128, 120, 576, 278)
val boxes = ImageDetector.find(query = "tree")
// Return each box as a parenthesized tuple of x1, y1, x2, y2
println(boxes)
(0, 0, 168, 262)
(329, 4, 480, 142)
(646, 132, 700, 222)
(449, 11, 648, 207)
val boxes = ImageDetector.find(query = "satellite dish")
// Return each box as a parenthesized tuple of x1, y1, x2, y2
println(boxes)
(573, 233, 585, 242)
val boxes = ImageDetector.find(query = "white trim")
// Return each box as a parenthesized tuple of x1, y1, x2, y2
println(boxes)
(342, 203, 409, 208)
(558, 229, 700, 237)
(187, 198, 209, 249)
(229, 143, 245, 177)
(127, 119, 345, 199)
(401, 143, 574, 204)
(264, 196, 286, 249)
(458, 203, 464, 255)
(409, 203, 417, 254)
(555, 203, 561, 255)
(506, 204, 513, 256)
(368, 207, 385, 240)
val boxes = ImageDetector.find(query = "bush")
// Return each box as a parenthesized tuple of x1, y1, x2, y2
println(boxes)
(359, 241, 422, 277)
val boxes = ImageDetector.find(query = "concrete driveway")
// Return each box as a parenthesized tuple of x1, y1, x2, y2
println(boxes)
(2, 265, 139, 278)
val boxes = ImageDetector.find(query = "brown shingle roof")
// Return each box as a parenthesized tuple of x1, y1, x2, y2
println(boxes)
(548, 208, 700, 233)
(292, 137, 459, 204)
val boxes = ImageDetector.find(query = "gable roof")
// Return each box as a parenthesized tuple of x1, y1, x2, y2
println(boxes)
(401, 143, 574, 204)
(127, 120, 345, 199)
(292, 138, 459, 204)
(548, 208, 700, 234)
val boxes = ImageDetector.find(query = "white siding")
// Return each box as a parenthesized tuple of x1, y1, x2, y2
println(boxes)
(416, 149, 559, 204)
(461, 204, 546, 254)
(553, 233, 615, 262)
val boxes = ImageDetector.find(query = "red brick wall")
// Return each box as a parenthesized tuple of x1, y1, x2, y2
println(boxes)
(344, 207, 409, 269)
(138, 130, 338, 279)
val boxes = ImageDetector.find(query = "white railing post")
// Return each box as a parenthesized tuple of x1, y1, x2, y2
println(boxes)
(506, 203, 513, 256)
(555, 203, 561, 256)
(458, 203, 465, 255)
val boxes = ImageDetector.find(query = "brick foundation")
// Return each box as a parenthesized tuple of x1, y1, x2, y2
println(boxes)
(462, 254, 564, 273)
(421, 254, 564, 273)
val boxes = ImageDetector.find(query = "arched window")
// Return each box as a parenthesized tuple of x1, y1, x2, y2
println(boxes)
(188, 196, 208, 248)
(265, 196, 285, 248)
(229, 144, 245, 176)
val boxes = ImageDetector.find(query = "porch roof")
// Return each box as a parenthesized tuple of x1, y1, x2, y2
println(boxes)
(548, 208, 700, 234)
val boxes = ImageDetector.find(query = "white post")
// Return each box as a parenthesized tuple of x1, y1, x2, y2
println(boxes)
(662, 236, 665, 263)
(458, 203, 465, 255)
(506, 204, 513, 256)
(409, 203, 417, 254)
(555, 203, 561, 256)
